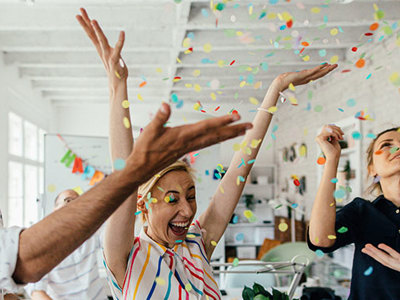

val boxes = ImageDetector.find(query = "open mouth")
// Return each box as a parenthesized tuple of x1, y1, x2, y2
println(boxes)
(168, 221, 190, 237)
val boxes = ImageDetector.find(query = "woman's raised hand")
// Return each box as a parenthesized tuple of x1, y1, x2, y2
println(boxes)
(76, 8, 128, 86)
(315, 125, 344, 161)
(272, 63, 337, 93)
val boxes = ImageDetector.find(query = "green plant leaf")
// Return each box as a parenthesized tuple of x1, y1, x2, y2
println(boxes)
(254, 295, 270, 300)
(253, 282, 271, 297)
(243, 286, 255, 300)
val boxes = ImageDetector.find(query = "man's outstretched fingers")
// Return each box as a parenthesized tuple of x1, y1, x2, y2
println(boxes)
(149, 103, 171, 131)
(187, 122, 252, 152)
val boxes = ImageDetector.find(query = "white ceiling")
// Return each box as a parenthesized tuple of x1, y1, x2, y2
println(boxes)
(1, 0, 399, 127)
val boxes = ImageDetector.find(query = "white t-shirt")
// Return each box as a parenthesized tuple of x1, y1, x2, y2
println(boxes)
(25, 231, 109, 299)
(0, 209, 24, 297)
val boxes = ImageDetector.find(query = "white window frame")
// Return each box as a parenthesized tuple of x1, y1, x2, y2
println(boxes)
(7, 111, 45, 227)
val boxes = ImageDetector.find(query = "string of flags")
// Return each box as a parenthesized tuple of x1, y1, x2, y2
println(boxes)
(57, 134, 109, 186)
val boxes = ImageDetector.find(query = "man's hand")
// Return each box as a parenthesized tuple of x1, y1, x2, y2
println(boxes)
(126, 103, 252, 181)
(362, 243, 400, 272)
(76, 8, 127, 86)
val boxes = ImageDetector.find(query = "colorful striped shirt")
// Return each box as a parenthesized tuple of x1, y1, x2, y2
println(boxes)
(104, 220, 222, 300)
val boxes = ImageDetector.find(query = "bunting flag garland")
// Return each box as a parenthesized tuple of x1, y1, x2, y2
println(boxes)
(57, 134, 109, 186)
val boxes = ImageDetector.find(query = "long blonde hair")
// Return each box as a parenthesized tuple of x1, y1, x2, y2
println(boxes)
(137, 160, 195, 223)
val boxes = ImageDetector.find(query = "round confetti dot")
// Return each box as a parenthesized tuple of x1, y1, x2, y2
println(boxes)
(114, 158, 126, 170)
(193, 69, 201, 77)
(293, 179, 300, 186)
(351, 47, 358, 52)
(330, 28, 338, 36)
(314, 105, 323, 112)
(375, 10, 384, 20)
(331, 178, 338, 183)
(319, 49, 327, 57)
(327, 235, 337, 240)
(249, 97, 259, 105)
(203, 43, 212, 53)
(316, 250, 324, 257)
(317, 157, 326, 165)
(352, 131, 362, 140)
(346, 98, 356, 107)
(370, 22, 379, 31)
(122, 100, 130, 108)
(232, 258, 240, 267)
(310, 7, 320, 14)
(155, 277, 166, 285)
(232, 215, 239, 224)
(291, 203, 298, 208)
(185, 283, 192, 292)
(334, 189, 346, 199)
(244, 210, 253, 219)
(366, 133, 377, 139)
(355, 58, 365, 68)
(211, 240, 217, 246)
(235, 233, 244, 242)
(330, 55, 339, 64)
(47, 184, 56, 193)
(123, 117, 131, 128)
(267, 106, 278, 113)
(279, 222, 288, 232)
(364, 266, 373, 276)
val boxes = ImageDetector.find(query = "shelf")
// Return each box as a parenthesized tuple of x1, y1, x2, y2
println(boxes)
(227, 223, 274, 228)
(225, 243, 262, 247)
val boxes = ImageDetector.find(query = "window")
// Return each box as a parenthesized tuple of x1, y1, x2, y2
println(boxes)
(7, 112, 45, 227)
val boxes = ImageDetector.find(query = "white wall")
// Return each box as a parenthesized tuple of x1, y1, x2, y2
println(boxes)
(275, 32, 400, 219)
(0, 52, 54, 222)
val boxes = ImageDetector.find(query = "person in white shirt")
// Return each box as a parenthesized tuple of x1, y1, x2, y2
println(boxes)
(25, 190, 109, 300)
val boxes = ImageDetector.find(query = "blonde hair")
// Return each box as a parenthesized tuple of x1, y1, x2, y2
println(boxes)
(366, 127, 400, 196)
(137, 160, 195, 223)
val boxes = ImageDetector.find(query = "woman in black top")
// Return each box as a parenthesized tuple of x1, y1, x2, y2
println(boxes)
(308, 125, 400, 299)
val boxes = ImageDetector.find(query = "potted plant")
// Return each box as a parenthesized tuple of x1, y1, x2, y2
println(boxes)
(242, 283, 298, 300)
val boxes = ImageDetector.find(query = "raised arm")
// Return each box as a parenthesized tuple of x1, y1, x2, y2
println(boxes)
(309, 124, 344, 247)
(76, 8, 136, 286)
(199, 63, 337, 259)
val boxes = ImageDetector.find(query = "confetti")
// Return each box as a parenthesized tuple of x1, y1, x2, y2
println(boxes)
(230, 60, 236, 66)
(203, 43, 212, 53)
(249, 97, 259, 105)
(232, 258, 240, 266)
(390, 147, 399, 154)
(370, 23, 379, 31)
(278, 222, 288, 232)
(114, 158, 126, 170)
(334, 189, 346, 199)
(122, 100, 130, 108)
(352, 131, 362, 140)
(134, 211, 142, 215)
(327, 235, 337, 240)
(114, 70, 121, 79)
(317, 157, 326, 165)
(364, 266, 373, 276)
(338, 226, 348, 233)
(123, 117, 131, 128)
(330, 55, 339, 64)
(267, 106, 278, 113)
(293, 179, 300, 186)
(346, 98, 356, 107)
(389, 72, 400, 87)
(316, 250, 324, 257)
(155, 277, 166, 285)
(331, 178, 338, 183)
(211, 240, 217, 246)
(288, 83, 296, 91)
(139, 81, 147, 88)
(351, 47, 358, 52)
(47, 184, 56, 193)
(366, 133, 377, 139)
(355, 58, 365, 68)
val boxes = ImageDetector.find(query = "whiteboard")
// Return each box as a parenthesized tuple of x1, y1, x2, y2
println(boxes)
(44, 134, 112, 216)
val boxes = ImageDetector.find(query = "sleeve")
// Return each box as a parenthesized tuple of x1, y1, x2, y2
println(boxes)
(0, 227, 24, 293)
(24, 274, 49, 297)
(102, 252, 124, 300)
(307, 199, 361, 253)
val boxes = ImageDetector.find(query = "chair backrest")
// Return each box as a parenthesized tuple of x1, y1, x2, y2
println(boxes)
(224, 260, 276, 289)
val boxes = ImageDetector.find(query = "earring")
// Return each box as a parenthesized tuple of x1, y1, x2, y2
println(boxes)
(373, 175, 381, 183)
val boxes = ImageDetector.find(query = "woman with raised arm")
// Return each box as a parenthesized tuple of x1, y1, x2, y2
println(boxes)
(309, 125, 400, 299)
(77, 8, 336, 299)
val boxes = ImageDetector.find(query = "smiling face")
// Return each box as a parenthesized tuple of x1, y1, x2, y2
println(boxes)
(139, 170, 197, 248)
(369, 130, 400, 181)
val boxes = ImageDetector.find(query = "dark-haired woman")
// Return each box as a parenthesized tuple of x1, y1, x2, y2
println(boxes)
(308, 125, 400, 299)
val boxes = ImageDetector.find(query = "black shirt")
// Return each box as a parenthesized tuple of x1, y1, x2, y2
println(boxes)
(307, 195, 400, 300)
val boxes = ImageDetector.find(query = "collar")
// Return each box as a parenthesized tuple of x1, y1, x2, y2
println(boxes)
(139, 227, 184, 258)
(372, 194, 400, 210)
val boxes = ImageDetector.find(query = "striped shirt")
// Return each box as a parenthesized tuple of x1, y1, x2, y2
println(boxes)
(105, 220, 222, 300)
(25, 231, 109, 299)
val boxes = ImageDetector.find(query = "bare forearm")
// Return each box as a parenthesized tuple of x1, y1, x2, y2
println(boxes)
(13, 166, 140, 283)
(31, 290, 52, 300)
(309, 158, 339, 247)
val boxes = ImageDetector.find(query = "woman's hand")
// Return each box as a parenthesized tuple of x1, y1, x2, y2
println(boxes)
(315, 125, 343, 161)
(76, 8, 128, 87)
(362, 243, 400, 272)
(272, 63, 337, 93)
